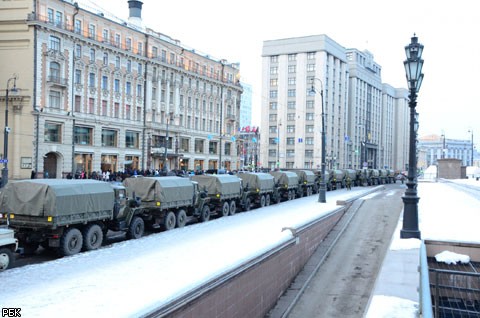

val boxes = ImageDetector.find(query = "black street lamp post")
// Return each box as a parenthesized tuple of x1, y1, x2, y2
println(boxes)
(309, 78, 326, 203)
(163, 115, 170, 172)
(401, 35, 424, 239)
(2, 75, 17, 188)
(468, 129, 474, 166)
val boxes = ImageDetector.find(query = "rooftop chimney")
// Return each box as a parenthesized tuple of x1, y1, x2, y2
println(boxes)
(128, 0, 143, 27)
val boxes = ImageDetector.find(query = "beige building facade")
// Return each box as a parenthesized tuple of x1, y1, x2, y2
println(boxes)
(0, 0, 243, 180)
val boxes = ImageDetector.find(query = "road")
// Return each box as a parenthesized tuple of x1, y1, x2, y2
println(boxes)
(286, 184, 404, 318)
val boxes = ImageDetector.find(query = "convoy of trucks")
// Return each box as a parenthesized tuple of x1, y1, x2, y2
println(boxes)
(0, 167, 401, 268)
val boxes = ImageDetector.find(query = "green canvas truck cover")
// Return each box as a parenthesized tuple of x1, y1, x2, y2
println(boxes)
(0, 179, 114, 217)
(123, 176, 194, 203)
(238, 172, 275, 192)
(191, 174, 242, 196)
(269, 171, 299, 187)
(293, 170, 315, 184)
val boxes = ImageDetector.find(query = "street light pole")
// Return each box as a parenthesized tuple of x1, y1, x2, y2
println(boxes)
(2, 75, 17, 188)
(309, 78, 326, 203)
(401, 34, 424, 239)
(163, 114, 170, 172)
(468, 129, 474, 166)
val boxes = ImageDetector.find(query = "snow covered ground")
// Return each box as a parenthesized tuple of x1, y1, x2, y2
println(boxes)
(1, 179, 479, 317)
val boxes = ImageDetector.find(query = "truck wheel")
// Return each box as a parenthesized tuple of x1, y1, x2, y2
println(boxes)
(229, 201, 236, 215)
(265, 194, 271, 206)
(199, 205, 210, 222)
(0, 247, 14, 271)
(244, 198, 251, 211)
(176, 209, 187, 228)
(59, 227, 83, 256)
(260, 195, 266, 207)
(287, 191, 293, 201)
(163, 211, 176, 230)
(220, 202, 230, 217)
(82, 224, 103, 251)
(127, 216, 145, 239)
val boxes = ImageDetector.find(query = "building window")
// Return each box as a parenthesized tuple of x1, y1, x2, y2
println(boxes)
(307, 64, 315, 72)
(306, 137, 314, 145)
(101, 76, 108, 90)
(287, 101, 296, 109)
(74, 95, 81, 112)
(49, 90, 61, 109)
(136, 107, 141, 121)
(125, 131, 139, 148)
(288, 77, 296, 85)
(270, 55, 278, 63)
(270, 66, 278, 75)
(49, 62, 61, 81)
(49, 36, 60, 51)
(44, 122, 61, 143)
(137, 42, 143, 55)
(102, 29, 109, 43)
(88, 24, 95, 39)
(269, 102, 277, 110)
(306, 125, 314, 133)
(114, 79, 120, 92)
(287, 113, 295, 121)
(125, 104, 131, 120)
(101, 100, 107, 116)
(269, 114, 277, 122)
(305, 150, 314, 158)
(102, 129, 117, 147)
(55, 11, 63, 27)
(103, 53, 108, 65)
(287, 149, 295, 157)
(74, 126, 93, 145)
(287, 137, 295, 145)
(74, 19, 82, 34)
(137, 62, 142, 75)
(269, 138, 277, 145)
(115, 56, 120, 69)
(136, 84, 142, 97)
(115, 34, 120, 47)
(287, 89, 296, 97)
(88, 97, 95, 114)
(89, 48, 95, 62)
(288, 65, 296, 73)
(306, 113, 314, 121)
(126, 38, 132, 51)
(288, 54, 297, 61)
(307, 52, 316, 60)
(88, 73, 95, 87)
(306, 100, 314, 109)
(114, 102, 119, 118)
(74, 69, 81, 85)
(270, 78, 278, 87)
(75, 44, 82, 58)
(269, 90, 278, 98)
(152, 46, 158, 58)
(127, 59, 132, 72)
(126, 82, 132, 96)
(287, 125, 295, 133)
(47, 8, 54, 23)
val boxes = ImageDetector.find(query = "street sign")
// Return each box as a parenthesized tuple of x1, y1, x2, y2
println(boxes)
(0, 159, 8, 163)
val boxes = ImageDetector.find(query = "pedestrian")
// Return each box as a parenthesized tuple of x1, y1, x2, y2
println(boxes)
(31, 170, 36, 179)
(346, 177, 352, 190)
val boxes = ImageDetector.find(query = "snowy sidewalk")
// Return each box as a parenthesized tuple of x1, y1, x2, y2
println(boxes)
(365, 179, 480, 317)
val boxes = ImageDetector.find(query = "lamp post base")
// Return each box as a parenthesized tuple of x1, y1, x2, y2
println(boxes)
(1, 167, 8, 188)
(400, 183, 421, 239)
(318, 182, 326, 203)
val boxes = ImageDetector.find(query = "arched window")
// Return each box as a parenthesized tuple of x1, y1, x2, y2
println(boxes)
(49, 62, 60, 80)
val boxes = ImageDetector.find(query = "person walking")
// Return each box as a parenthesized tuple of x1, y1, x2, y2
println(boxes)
(346, 177, 352, 190)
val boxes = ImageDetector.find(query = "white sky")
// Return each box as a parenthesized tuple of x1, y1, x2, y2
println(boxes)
(1, 180, 479, 317)
(86, 0, 480, 145)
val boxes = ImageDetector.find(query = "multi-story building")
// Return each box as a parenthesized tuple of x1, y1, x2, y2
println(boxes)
(419, 134, 475, 168)
(0, 0, 243, 180)
(261, 35, 349, 171)
(239, 82, 252, 129)
(261, 35, 409, 171)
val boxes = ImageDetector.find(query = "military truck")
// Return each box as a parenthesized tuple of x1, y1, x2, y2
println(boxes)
(123, 176, 211, 229)
(330, 169, 346, 190)
(0, 179, 138, 256)
(344, 169, 358, 187)
(269, 171, 299, 202)
(312, 169, 331, 191)
(237, 172, 278, 209)
(191, 174, 243, 216)
(0, 228, 18, 271)
(291, 170, 316, 197)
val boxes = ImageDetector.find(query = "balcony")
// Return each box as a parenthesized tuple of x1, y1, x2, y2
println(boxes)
(47, 75, 68, 87)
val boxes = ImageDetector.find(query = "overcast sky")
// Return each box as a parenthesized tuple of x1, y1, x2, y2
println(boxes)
(89, 0, 480, 145)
